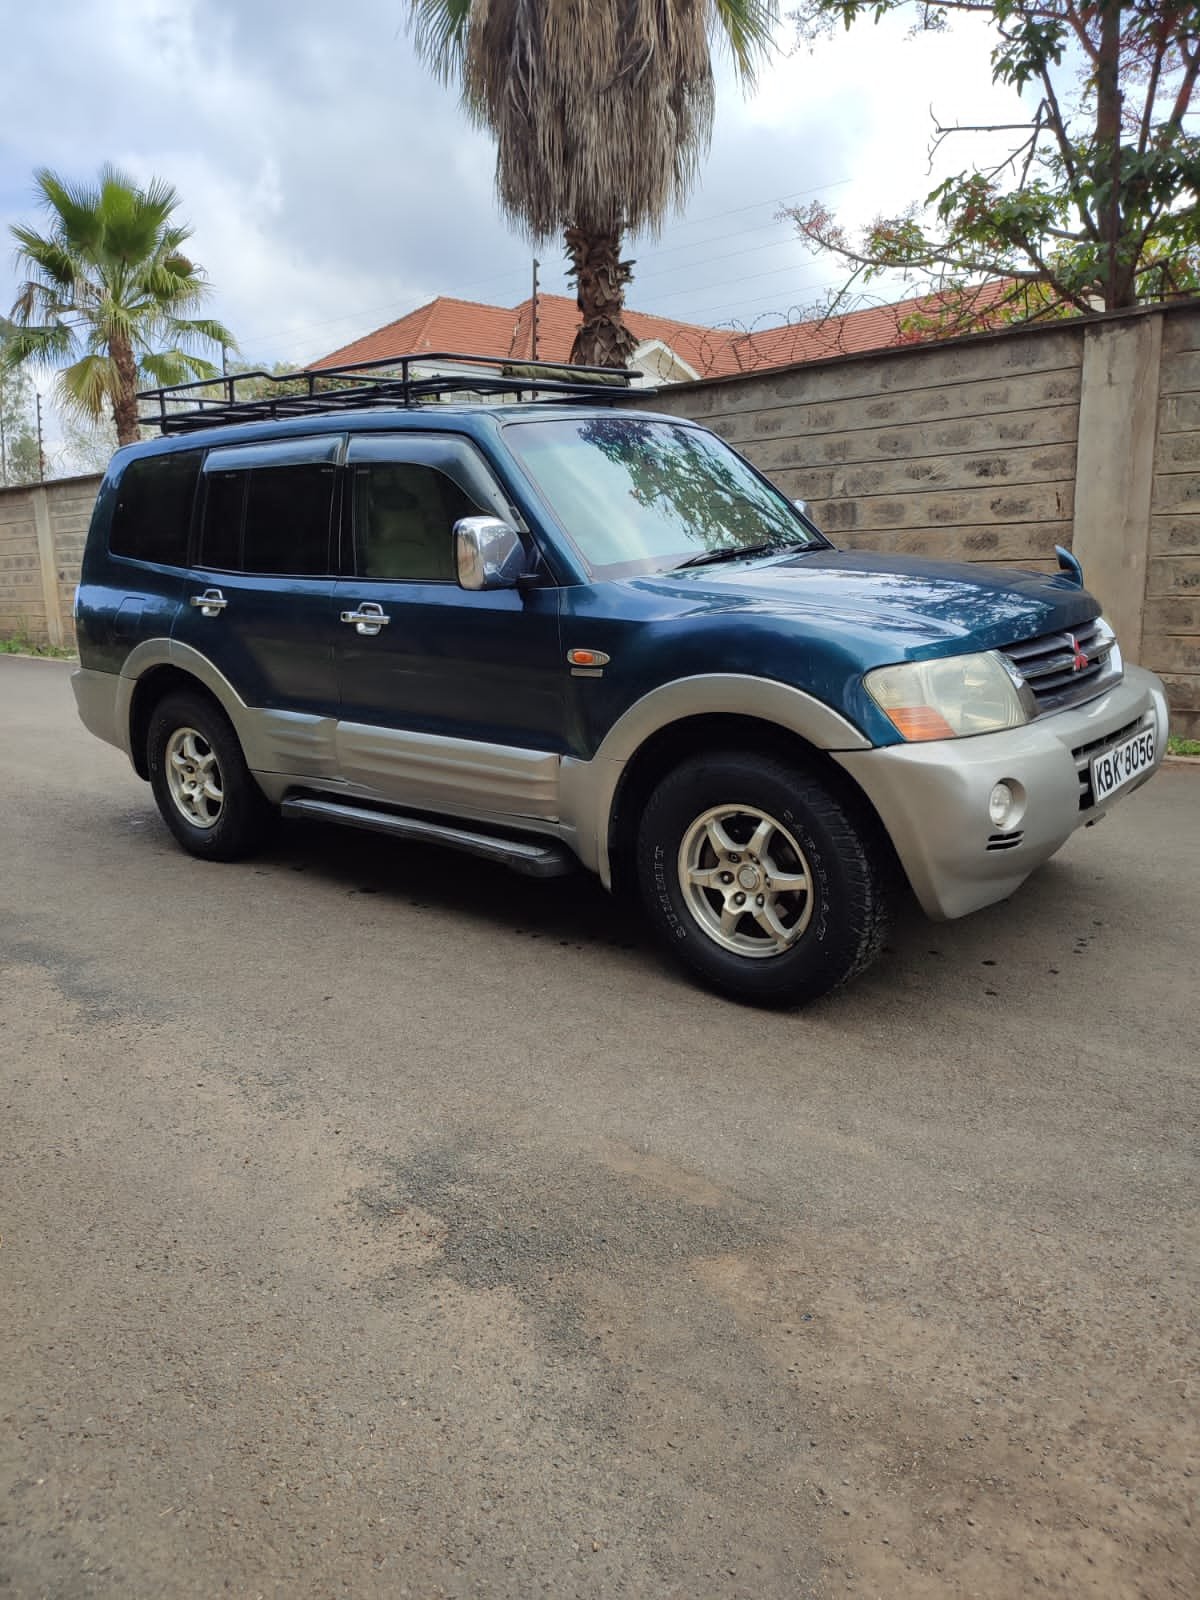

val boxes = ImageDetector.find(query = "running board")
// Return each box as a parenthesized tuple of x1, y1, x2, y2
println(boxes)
(280, 796, 575, 878)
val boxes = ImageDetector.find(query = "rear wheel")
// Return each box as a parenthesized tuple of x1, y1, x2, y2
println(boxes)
(147, 691, 272, 861)
(636, 750, 889, 1006)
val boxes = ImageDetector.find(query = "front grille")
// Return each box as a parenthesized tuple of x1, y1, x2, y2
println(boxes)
(1001, 616, 1120, 715)
(1072, 713, 1151, 811)
(986, 831, 1024, 852)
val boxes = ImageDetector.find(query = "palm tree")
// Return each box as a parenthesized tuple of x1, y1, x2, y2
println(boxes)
(409, 0, 775, 367)
(3, 166, 235, 447)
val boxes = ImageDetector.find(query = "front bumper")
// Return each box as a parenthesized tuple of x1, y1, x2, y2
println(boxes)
(834, 665, 1169, 920)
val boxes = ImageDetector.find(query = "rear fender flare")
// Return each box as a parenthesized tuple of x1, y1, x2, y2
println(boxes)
(119, 638, 258, 768)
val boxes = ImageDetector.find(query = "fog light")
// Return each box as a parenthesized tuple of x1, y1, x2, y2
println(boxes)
(989, 781, 1016, 829)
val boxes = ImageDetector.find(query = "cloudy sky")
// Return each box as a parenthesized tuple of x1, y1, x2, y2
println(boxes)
(1, 0, 1030, 386)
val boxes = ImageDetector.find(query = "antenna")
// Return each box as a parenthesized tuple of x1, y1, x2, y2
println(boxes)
(531, 259, 540, 360)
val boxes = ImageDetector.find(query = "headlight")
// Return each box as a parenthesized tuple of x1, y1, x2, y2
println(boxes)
(865, 651, 1030, 741)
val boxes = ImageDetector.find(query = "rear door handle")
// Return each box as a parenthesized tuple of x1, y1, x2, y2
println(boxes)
(190, 588, 227, 617)
(340, 601, 390, 637)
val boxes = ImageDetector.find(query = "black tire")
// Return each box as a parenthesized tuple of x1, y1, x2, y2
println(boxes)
(636, 750, 889, 1006)
(146, 691, 272, 862)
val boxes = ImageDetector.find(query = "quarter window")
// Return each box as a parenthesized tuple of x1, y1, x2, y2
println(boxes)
(109, 451, 201, 566)
(353, 462, 480, 582)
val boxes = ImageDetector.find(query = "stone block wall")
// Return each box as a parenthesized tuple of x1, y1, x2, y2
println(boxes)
(0, 475, 102, 650)
(644, 323, 1084, 575)
(1144, 314, 1200, 736)
(0, 487, 41, 641)
(641, 301, 1200, 737)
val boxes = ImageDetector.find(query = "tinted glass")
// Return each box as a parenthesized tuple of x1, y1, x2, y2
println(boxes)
(354, 462, 479, 582)
(242, 464, 335, 575)
(506, 417, 820, 578)
(109, 451, 201, 566)
(198, 464, 335, 574)
(199, 471, 245, 571)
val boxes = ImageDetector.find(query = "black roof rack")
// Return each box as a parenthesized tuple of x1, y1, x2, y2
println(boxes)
(137, 350, 642, 435)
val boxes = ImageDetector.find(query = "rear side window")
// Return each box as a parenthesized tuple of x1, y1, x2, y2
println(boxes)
(353, 461, 479, 582)
(200, 471, 244, 571)
(198, 458, 337, 576)
(109, 451, 201, 566)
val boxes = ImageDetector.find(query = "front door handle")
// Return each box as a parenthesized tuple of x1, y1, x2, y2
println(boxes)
(189, 587, 227, 618)
(340, 601, 390, 637)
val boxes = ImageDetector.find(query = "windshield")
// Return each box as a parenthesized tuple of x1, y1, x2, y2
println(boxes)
(505, 416, 824, 578)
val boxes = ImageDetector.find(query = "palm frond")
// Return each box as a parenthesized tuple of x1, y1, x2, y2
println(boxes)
(133, 259, 208, 311)
(0, 320, 78, 371)
(33, 168, 103, 256)
(98, 168, 172, 267)
(712, 0, 778, 83)
(9, 226, 78, 293)
(409, 0, 474, 83)
(139, 348, 220, 386)
(56, 352, 116, 424)
(167, 316, 237, 351)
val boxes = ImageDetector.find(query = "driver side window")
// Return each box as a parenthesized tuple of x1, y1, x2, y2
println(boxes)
(353, 461, 481, 583)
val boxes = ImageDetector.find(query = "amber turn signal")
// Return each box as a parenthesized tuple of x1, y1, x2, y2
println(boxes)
(885, 705, 957, 741)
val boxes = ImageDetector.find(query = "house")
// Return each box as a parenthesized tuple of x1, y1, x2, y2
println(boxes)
(308, 283, 1012, 383)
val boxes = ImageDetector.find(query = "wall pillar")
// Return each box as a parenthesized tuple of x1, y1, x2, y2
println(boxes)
(31, 485, 65, 649)
(1071, 312, 1164, 662)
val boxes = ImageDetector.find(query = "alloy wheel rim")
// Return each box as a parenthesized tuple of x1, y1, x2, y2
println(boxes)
(677, 804, 814, 958)
(165, 726, 224, 830)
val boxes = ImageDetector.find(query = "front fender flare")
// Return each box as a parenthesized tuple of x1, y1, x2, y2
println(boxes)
(558, 673, 871, 884)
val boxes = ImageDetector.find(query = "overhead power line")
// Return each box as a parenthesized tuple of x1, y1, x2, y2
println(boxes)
(238, 177, 850, 356)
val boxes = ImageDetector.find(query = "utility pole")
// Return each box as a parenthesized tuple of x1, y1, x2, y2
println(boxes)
(35, 391, 45, 482)
(531, 259, 540, 360)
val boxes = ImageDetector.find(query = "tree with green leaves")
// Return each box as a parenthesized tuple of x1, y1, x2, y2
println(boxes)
(408, 0, 777, 366)
(786, 2, 1200, 328)
(3, 166, 235, 448)
(0, 343, 41, 486)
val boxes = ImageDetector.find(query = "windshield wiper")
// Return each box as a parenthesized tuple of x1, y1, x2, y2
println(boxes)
(674, 541, 781, 570)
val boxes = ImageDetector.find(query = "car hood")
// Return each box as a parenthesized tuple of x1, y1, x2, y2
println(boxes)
(629, 547, 1099, 658)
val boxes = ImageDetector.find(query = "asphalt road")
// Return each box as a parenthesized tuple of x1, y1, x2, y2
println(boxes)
(2, 654, 1197, 1600)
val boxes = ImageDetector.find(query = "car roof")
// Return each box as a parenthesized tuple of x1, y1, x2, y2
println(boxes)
(117, 404, 690, 464)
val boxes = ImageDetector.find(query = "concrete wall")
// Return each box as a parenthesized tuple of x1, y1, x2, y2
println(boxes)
(0, 475, 102, 650)
(0, 486, 42, 641)
(1145, 313, 1200, 736)
(644, 321, 1084, 575)
(641, 301, 1200, 738)
(3, 303, 1199, 734)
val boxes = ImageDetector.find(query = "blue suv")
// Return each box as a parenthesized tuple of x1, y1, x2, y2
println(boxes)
(72, 356, 1168, 1005)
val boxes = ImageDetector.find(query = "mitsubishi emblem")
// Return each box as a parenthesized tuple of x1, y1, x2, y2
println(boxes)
(1068, 633, 1089, 673)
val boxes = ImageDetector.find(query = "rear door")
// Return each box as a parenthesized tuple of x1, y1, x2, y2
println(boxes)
(332, 432, 565, 820)
(173, 435, 342, 779)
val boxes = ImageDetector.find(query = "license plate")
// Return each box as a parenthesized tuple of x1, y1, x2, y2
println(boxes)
(1090, 727, 1156, 804)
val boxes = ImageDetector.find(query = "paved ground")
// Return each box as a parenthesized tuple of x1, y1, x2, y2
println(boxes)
(1, 654, 1197, 1600)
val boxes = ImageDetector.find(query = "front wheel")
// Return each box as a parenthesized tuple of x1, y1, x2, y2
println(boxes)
(636, 751, 889, 1006)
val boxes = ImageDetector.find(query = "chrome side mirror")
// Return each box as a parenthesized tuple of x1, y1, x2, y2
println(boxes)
(792, 497, 812, 519)
(455, 516, 527, 591)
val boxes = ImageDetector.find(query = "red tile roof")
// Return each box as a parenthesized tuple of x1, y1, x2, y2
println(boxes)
(309, 282, 1013, 380)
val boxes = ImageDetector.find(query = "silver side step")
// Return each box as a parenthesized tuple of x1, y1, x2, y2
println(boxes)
(280, 795, 575, 879)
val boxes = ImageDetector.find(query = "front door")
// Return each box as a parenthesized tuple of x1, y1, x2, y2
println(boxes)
(332, 433, 565, 821)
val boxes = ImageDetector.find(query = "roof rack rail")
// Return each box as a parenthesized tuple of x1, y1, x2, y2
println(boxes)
(137, 350, 643, 435)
